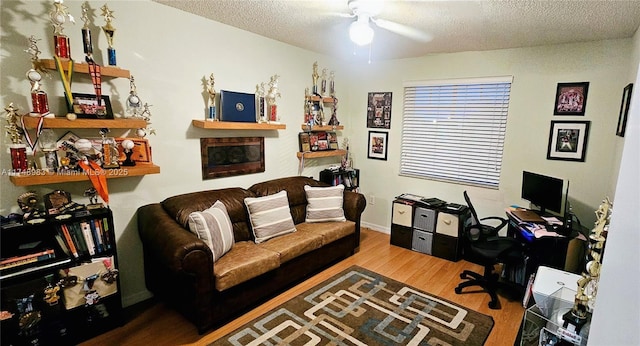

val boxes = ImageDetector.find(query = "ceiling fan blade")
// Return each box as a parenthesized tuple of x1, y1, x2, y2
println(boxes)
(373, 18, 432, 42)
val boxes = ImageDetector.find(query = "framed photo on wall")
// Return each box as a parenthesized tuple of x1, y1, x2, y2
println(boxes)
(367, 131, 388, 160)
(547, 121, 590, 162)
(553, 82, 589, 116)
(616, 83, 634, 137)
(367, 92, 392, 129)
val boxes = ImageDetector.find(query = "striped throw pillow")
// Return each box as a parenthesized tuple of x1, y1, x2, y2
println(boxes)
(244, 190, 296, 243)
(304, 185, 346, 223)
(187, 200, 235, 262)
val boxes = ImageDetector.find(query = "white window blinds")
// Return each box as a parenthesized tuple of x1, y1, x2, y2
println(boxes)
(400, 76, 513, 189)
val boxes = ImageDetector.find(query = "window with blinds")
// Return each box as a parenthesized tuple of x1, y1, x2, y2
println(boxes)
(400, 76, 513, 189)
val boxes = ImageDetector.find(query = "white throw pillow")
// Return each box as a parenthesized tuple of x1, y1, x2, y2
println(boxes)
(244, 190, 296, 243)
(304, 185, 346, 223)
(187, 200, 234, 262)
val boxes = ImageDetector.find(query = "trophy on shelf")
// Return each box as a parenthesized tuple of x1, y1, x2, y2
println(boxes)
(50, 0, 74, 59)
(126, 75, 142, 117)
(137, 103, 155, 137)
(312, 61, 319, 95)
(81, 1, 94, 61)
(4, 103, 28, 174)
(321, 68, 328, 97)
(84, 187, 104, 210)
(256, 83, 267, 123)
(17, 191, 47, 224)
(25, 36, 51, 117)
(99, 128, 120, 169)
(39, 129, 59, 173)
(121, 139, 136, 166)
(328, 96, 340, 126)
(206, 74, 217, 121)
(101, 4, 117, 66)
(562, 197, 611, 337)
(266, 74, 281, 123)
(329, 70, 336, 97)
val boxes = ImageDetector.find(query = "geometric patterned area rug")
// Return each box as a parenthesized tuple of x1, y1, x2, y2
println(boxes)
(210, 266, 494, 345)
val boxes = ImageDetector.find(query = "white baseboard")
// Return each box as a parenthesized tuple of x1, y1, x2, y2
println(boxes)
(362, 221, 389, 234)
(122, 290, 154, 308)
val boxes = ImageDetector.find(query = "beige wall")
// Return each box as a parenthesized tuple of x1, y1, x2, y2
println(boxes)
(344, 40, 632, 232)
(1, 0, 636, 314)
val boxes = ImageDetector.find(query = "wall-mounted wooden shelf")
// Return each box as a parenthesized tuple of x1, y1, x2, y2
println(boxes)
(192, 120, 286, 130)
(297, 149, 346, 159)
(20, 117, 147, 129)
(309, 96, 335, 103)
(40, 59, 130, 78)
(300, 124, 344, 131)
(9, 164, 160, 186)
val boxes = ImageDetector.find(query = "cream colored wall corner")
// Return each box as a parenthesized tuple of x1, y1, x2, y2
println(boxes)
(342, 39, 633, 233)
(0, 0, 342, 307)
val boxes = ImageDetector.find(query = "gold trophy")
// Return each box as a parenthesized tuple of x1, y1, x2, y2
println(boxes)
(25, 36, 51, 117)
(206, 74, 217, 121)
(5, 103, 28, 174)
(50, 0, 74, 59)
(101, 4, 117, 66)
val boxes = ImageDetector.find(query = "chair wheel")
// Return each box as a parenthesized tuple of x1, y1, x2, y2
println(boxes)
(488, 300, 499, 309)
(460, 273, 467, 279)
(455, 287, 462, 294)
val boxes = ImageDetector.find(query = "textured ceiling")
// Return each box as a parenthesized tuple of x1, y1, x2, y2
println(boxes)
(153, 0, 640, 61)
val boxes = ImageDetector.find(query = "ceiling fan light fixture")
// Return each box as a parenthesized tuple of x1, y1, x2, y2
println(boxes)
(349, 15, 374, 46)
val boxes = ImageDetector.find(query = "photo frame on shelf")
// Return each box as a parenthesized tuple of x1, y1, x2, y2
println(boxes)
(547, 120, 590, 162)
(367, 92, 392, 129)
(367, 131, 388, 161)
(298, 132, 311, 152)
(553, 82, 589, 116)
(65, 92, 114, 119)
(200, 137, 264, 179)
(616, 83, 633, 137)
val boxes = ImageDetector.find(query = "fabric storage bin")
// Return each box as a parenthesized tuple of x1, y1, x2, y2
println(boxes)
(413, 207, 436, 232)
(412, 229, 433, 255)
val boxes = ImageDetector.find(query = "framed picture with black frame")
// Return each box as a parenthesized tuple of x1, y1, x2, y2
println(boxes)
(65, 92, 114, 119)
(553, 82, 589, 116)
(616, 83, 633, 137)
(367, 131, 388, 160)
(366, 92, 392, 129)
(547, 120, 590, 162)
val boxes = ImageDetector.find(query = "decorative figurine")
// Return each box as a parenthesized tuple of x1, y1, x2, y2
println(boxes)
(126, 75, 142, 117)
(206, 74, 217, 121)
(312, 61, 319, 94)
(17, 191, 46, 223)
(50, 0, 74, 59)
(321, 68, 328, 97)
(39, 129, 59, 173)
(84, 187, 104, 209)
(137, 103, 155, 136)
(101, 4, 117, 66)
(255, 83, 267, 123)
(5, 103, 28, 173)
(328, 96, 340, 126)
(121, 139, 136, 166)
(329, 70, 336, 97)
(25, 36, 50, 117)
(266, 74, 281, 123)
(80, 1, 94, 61)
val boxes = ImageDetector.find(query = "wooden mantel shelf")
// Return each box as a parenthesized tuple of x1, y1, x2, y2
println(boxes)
(297, 149, 347, 159)
(20, 116, 147, 129)
(9, 164, 160, 186)
(192, 120, 286, 130)
(40, 59, 130, 78)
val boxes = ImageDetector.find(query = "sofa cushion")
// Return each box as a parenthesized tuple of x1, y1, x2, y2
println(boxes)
(296, 221, 356, 245)
(244, 190, 296, 243)
(258, 228, 324, 263)
(213, 241, 280, 291)
(187, 200, 234, 262)
(304, 185, 346, 223)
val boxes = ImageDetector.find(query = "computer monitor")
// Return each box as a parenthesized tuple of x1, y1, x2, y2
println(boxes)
(521, 171, 568, 216)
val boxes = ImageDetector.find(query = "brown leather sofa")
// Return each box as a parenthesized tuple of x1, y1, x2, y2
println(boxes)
(137, 176, 366, 334)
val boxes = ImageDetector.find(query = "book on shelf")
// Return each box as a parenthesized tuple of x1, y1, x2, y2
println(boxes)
(59, 224, 79, 258)
(80, 221, 97, 255)
(54, 234, 71, 256)
(0, 249, 56, 270)
(87, 220, 104, 253)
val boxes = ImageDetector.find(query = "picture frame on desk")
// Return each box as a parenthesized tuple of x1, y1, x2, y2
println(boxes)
(546, 121, 590, 162)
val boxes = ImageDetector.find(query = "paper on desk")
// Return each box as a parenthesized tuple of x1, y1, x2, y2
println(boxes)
(542, 216, 563, 225)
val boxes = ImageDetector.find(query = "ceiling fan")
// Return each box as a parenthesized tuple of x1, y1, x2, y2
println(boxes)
(346, 0, 432, 46)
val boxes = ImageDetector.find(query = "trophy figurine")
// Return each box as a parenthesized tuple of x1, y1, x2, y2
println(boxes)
(25, 36, 50, 117)
(39, 129, 59, 173)
(321, 68, 328, 97)
(81, 1, 96, 62)
(312, 61, 319, 94)
(5, 103, 28, 173)
(126, 75, 142, 117)
(84, 187, 104, 210)
(121, 139, 136, 166)
(255, 83, 267, 123)
(328, 97, 340, 126)
(101, 4, 117, 66)
(266, 75, 281, 123)
(329, 71, 336, 97)
(137, 103, 156, 136)
(206, 74, 217, 121)
(50, 0, 74, 59)
(99, 128, 119, 169)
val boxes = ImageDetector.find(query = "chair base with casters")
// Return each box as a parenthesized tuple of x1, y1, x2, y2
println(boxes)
(455, 260, 521, 309)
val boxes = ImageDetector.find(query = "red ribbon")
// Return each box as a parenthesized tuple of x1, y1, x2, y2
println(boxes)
(20, 114, 44, 153)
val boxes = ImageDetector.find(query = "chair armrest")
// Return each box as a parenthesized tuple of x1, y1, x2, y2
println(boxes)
(479, 216, 509, 232)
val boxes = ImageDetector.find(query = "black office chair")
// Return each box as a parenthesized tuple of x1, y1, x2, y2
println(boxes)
(455, 191, 524, 309)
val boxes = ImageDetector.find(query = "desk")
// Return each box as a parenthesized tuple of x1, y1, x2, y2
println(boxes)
(505, 210, 587, 286)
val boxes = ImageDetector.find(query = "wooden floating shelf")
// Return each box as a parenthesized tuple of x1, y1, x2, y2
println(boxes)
(192, 120, 286, 130)
(309, 96, 335, 103)
(300, 124, 344, 131)
(297, 149, 346, 159)
(40, 59, 130, 78)
(9, 164, 160, 186)
(20, 117, 147, 129)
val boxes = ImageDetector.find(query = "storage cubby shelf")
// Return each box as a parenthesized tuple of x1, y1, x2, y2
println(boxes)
(192, 119, 286, 130)
(20, 116, 147, 129)
(9, 164, 160, 186)
(40, 59, 130, 78)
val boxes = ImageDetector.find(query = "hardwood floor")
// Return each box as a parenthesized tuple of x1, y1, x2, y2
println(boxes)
(80, 229, 525, 345)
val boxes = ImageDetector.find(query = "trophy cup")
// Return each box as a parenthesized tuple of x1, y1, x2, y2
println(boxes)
(99, 128, 119, 169)
(5, 103, 28, 174)
(101, 4, 117, 66)
(25, 36, 50, 117)
(126, 75, 142, 118)
(50, 0, 74, 59)
(39, 129, 59, 173)
(312, 62, 319, 95)
(329, 71, 336, 97)
(266, 75, 281, 123)
(81, 2, 94, 60)
(206, 74, 217, 121)
(321, 68, 328, 97)
(256, 83, 267, 123)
